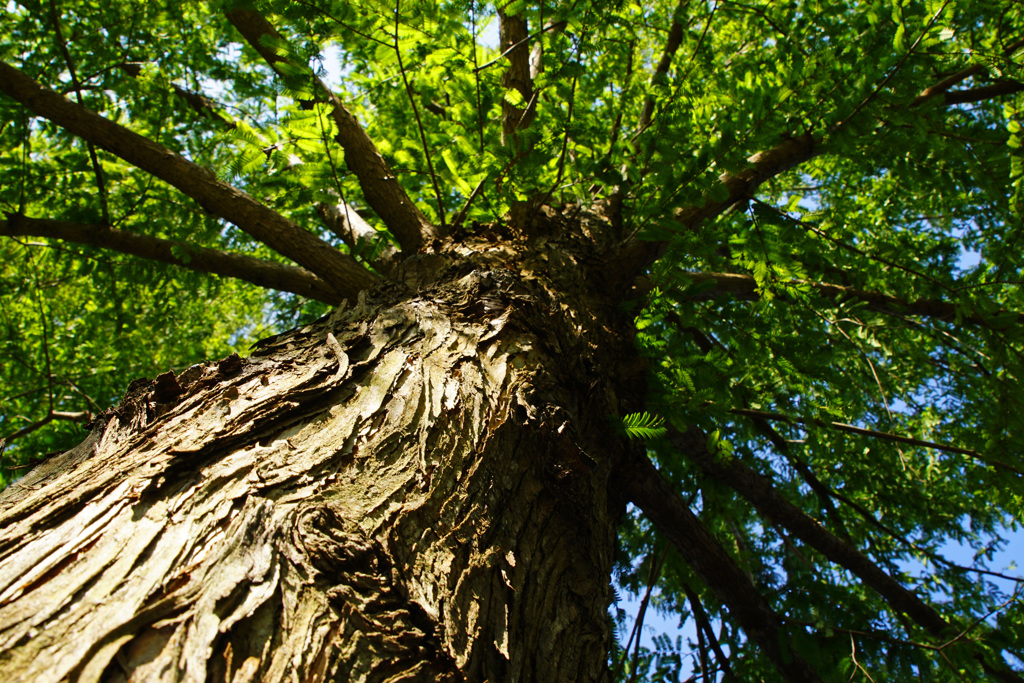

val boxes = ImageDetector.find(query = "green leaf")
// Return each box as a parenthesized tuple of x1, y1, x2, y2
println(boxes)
(503, 89, 525, 107)
(621, 412, 667, 440)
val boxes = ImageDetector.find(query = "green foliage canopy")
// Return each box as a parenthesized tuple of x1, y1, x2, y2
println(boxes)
(2, 0, 1023, 678)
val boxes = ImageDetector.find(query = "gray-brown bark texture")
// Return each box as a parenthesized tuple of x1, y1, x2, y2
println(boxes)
(0, 207, 646, 682)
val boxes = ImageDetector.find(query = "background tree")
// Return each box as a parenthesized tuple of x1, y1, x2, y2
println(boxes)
(1, 0, 1023, 680)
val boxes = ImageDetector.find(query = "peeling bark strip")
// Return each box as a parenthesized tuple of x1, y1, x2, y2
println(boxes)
(0, 61, 377, 301)
(224, 8, 439, 253)
(317, 200, 399, 273)
(0, 216, 340, 305)
(0, 217, 644, 682)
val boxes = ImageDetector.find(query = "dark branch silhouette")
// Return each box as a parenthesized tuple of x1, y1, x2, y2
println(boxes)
(665, 423, 1024, 682)
(625, 453, 823, 683)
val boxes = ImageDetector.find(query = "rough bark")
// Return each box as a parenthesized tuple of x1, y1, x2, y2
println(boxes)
(0, 211, 644, 682)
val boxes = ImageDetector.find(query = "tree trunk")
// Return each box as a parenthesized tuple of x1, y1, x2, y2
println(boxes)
(0, 211, 644, 682)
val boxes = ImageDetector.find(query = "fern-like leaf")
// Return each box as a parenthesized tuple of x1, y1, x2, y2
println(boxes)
(622, 412, 667, 441)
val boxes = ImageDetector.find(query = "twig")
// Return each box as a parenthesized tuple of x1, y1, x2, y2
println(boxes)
(683, 581, 735, 680)
(451, 171, 491, 229)
(832, 0, 953, 132)
(724, 406, 1023, 474)
(30, 266, 55, 416)
(612, 546, 669, 683)
(847, 634, 877, 683)
(751, 199, 952, 291)
(541, 71, 577, 205)
(394, 0, 446, 229)
(719, 1, 807, 57)
(48, 0, 109, 223)
(471, 3, 485, 154)
(2, 410, 93, 444)
(939, 586, 1024, 652)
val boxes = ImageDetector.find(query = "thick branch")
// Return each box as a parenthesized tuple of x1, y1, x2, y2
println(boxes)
(1, 215, 341, 305)
(224, 8, 439, 252)
(941, 80, 1024, 106)
(618, 37, 1021, 283)
(669, 424, 951, 634)
(316, 201, 398, 273)
(625, 454, 822, 682)
(616, 134, 818, 280)
(636, 0, 689, 134)
(666, 423, 1024, 682)
(677, 270, 1023, 327)
(497, 6, 535, 144)
(912, 37, 1024, 107)
(0, 60, 377, 301)
(913, 64, 986, 106)
(675, 134, 817, 230)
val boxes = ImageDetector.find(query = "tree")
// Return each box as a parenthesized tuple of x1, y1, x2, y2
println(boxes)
(1, 0, 1022, 679)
